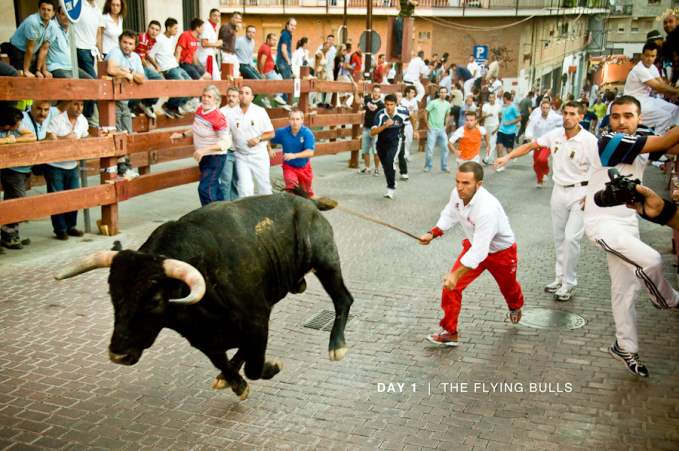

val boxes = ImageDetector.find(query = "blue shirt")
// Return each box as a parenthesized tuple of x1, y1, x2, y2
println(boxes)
(372, 107, 409, 148)
(499, 103, 520, 135)
(105, 46, 145, 74)
(271, 125, 315, 168)
(10, 107, 59, 173)
(276, 29, 292, 66)
(10, 13, 56, 52)
(46, 22, 71, 72)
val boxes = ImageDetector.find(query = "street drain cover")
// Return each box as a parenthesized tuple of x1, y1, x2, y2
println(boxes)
(517, 308, 585, 330)
(303, 310, 354, 331)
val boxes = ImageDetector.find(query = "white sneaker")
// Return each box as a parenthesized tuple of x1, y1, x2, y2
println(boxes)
(142, 106, 156, 120)
(400, 174, 409, 181)
(383, 189, 395, 199)
(554, 285, 575, 302)
(496, 166, 505, 172)
(274, 95, 288, 106)
(544, 280, 561, 293)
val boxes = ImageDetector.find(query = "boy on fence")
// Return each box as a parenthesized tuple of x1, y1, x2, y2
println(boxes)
(271, 109, 316, 197)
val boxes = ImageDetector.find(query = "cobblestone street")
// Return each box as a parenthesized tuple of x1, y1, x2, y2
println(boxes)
(1, 151, 679, 450)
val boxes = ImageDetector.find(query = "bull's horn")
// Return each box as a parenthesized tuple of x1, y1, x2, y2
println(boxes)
(163, 259, 206, 304)
(54, 251, 118, 280)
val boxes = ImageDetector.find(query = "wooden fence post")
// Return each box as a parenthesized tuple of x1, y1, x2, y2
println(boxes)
(221, 63, 235, 80)
(298, 66, 311, 114)
(97, 62, 119, 235)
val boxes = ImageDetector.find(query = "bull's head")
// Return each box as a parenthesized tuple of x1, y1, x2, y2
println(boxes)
(55, 249, 206, 366)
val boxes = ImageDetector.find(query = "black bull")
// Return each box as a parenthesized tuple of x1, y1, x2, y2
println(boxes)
(55, 193, 354, 400)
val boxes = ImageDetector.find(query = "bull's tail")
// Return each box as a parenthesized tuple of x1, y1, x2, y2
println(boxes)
(278, 183, 337, 211)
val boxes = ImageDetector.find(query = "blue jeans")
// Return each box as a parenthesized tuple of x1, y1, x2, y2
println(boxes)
(240, 64, 263, 80)
(362, 127, 376, 155)
(424, 128, 449, 171)
(198, 154, 226, 206)
(76, 49, 97, 118)
(219, 150, 239, 201)
(162, 66, 191, 109)
(129, 67, 162, 110)
(180, 62, 205, 80)
(276, 62, 292, 103)
(51, 68, 93, 79)
(44, 165, 80, 234)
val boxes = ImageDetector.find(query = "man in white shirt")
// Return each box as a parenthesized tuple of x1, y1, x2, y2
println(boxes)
(496, 101, 599, 302)
(623, 42, 679, 134)
(584, 95, 679, 378)
(226, 86, 275, 197)
(71, 0, 103, 120)
(419, 162, 524, 346)
(45, 100, 89, 240)
(317, 34, 336, 107)
(523, 99, 562, 186)
(219, 87, 241, 201)
(466, 55, 479, 80)
(403, 50, 427, 101)
(480, 92, 501, 164)
(197, 8, 223, 81)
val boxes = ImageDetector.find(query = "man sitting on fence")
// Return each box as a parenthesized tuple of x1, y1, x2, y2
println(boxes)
(45, 6, 94, 81)
(0, 105, 37, 252)
(175, 18, 210, 81)
(45, 101, 89, 240)
(2, 0, 57, 77)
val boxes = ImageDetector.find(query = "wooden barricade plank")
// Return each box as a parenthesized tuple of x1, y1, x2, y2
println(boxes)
(119, 80, 234, 100)
(0, 136, 121, 170)
(313, 80, 355, 93)
(0, 185, 116, 225)
(312, 113, 363, 127)
(315, 139, 360, 157)
(123, 167, 200, 200)
(0, 77, 114, 101)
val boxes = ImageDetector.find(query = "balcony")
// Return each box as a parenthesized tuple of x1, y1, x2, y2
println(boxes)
(221, 0, 608, 14)
(608, 1, 633, 15)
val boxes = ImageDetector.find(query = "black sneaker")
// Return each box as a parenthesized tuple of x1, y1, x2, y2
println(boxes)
(609, 341, 649, 378)
(1, 236, 23, 250)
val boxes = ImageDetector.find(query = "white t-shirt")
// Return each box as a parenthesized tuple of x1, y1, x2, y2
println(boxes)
(403, 57, 427, 83)
(148, 33, 179, 72)
(489, 79, 503, 94)
(481, 101, 501, 128)
(291, 48, 308, 77)
(536, 127, 599, 186)
(226, 104, 274, 155)
(624, 61, 660, 100)
(525, 110, 562, 140)
(46, 110, 89, 170)
(449, 125, 487, 143)
(197, 21, 219, 64)
(101, 14, 123, 55)
(439, 74, 452, 92)
(72, 0, 103, 51)
(467, 61, 480, 79)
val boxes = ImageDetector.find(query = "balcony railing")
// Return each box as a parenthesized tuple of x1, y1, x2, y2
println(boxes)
(221, 0, 607, 9)
(608, 1, 633, 15)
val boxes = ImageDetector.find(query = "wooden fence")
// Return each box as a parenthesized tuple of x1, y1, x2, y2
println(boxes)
(0, 64, 404, 235)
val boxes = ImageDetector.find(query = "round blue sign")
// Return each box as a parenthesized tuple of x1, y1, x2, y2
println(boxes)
(60, 0, 83, 23)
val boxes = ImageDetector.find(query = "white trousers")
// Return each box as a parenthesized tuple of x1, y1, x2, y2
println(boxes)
(550, 184, 587, 288)
(235, 151, 272, 197)
(588, 220, 679, 353)
(404, 123, 413, 159)
(639, 96, 679, 135)
(485, 127, 498, 162)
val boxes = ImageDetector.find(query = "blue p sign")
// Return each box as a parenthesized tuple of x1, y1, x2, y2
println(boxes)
(61, 0, 83, 23)
(473, 45, 488, 62)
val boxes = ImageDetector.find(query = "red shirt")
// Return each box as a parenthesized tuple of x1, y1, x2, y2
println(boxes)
(350, 52, 362, 80)
(372, 64, 386, 83)
(257, 43, 275, 74)
(177, 31, 200, 64)
(135, 32, 156, 60)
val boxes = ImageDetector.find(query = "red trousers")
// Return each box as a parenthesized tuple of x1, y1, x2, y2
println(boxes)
(440, 239, 524, 334)
(283, 162, 314, 197)
(533, 146, 550, 184)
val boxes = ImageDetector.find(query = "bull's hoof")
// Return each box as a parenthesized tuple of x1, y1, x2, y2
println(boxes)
(261, 359, 283, 379)
(328, 347, 347, 361)
(212, 374, 228, 390)
(233, 380, 250, 401)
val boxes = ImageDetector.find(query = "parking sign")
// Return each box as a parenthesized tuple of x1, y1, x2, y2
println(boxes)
(61, 0, 83, 23)
(473, 45, 489, 63)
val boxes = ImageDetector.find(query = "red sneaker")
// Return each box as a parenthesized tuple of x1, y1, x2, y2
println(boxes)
(426, 331, 459, 347)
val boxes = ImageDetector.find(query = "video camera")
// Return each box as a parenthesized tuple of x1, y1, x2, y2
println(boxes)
(593, 168, 643, 207)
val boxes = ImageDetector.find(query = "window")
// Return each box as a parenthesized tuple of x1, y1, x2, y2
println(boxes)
(617, 26, 625, 33)
(418, 31, 431, 41)
(631, 26, 639, 32)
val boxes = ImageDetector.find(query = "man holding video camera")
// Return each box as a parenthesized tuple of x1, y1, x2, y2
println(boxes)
(584, 95, 679, 377)
(627, 184, 679, 230)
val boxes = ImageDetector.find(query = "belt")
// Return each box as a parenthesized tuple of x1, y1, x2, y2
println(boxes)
(562, 181, 588, 188)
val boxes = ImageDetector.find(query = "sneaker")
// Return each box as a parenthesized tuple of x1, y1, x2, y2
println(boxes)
(122, 168, 139, 179)
(496, 166, 505, 172)
(400, 174, 409, 181)
(425, 331, 459, 347)
(536, 181, 543, 188)
(162, 104, 177, 119)
(142, 105, 156, 120)
(423, 167, 431, 173)
(609, 341, 649, 377)
(544, 280, 562, 293)
(373, 168, 380, 176)
(273, 95, 288, 106)
(67, 228, 84, 237)
(442, 168, 451, 173)
(554, 285, 575, 302)
(509, 308, 522, 324)
(359, 167, 370, 174)
(281, 104, 292, 112)
(261, 97, 273, 109)
(54, 232, 69, 241)
(1, 236, 23, 250)
(383, 189, 395, 199)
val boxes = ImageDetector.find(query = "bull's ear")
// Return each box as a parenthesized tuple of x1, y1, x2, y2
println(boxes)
(111, 241, 123, 251)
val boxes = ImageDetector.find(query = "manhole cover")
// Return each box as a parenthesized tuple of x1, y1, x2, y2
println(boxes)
(303, 310, 354, 331)
(518, 308, 585, 330)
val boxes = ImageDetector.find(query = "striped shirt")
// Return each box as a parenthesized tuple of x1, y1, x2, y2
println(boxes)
(372, 106, 410, 149)
(192, 106, 230, 155)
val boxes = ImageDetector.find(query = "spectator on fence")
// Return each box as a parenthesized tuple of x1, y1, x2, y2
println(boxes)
(335, 44, 355, 107)
(276, 18, 296, 80)
(171, 85, 231, 206)
(257, 33, 288, 107)
(360, 85, 384, 175)
(44, 100, 88, 240)
(100, 0, 125, 58)
(393, 0, 417, 58)
(72, 0, 103, 121)
(0, 62, 17, 76)
(130, 21, 162, 120)
(317, 34, 336, 107)
(227, 86, 275, 197)
(0, 106, 37, 252)
(219, 87, 241, 201)
(404, 50, 428, 101)
(197, 8, 223, 80)
(3, 0, 56, 78)
(271, 109, 316, 197)
(370, 94, 409, 199)
(349, 46, 363, 81)
(176, 18, 209, 80)
(424, 86, 452, 173)
(148, 18, 191, 119)
(219, 11, 242, 79)
(45, 6, 94, 80)
(236, 25, 262, 79)
(291, 37, 311, 79)
(372, 54, 387, 84)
